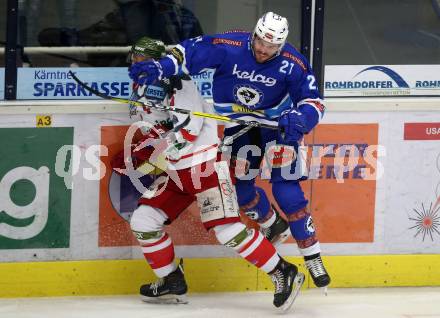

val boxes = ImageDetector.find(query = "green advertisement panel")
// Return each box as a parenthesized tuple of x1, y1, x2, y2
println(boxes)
(0, 128, 73, 249)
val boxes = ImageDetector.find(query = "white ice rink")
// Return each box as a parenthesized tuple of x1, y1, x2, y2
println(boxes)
(1, 287, 439, 318)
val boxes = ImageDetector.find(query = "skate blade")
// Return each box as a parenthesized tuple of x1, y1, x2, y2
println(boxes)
(280, 272, 305, 313)
(321, 286, 328, 296)
(141, 294, 188, 305)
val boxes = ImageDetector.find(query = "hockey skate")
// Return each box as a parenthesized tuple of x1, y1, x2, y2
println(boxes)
(140, 259, 188, 304)
(305, 253, 331, 294)
(269, 258, 305, 312)
(261, 204, 291, 246)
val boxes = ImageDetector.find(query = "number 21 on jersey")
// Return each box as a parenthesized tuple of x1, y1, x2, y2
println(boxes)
(279, 60, 294, 75)
(279, 61, 318, 91)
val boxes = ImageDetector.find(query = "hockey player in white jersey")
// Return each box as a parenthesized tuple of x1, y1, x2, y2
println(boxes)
(113, 36, 305, 311)
(128, 13, 331, 289)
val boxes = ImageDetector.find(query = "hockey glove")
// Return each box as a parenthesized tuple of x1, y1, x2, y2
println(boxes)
(278, 109, 309, 144)
(129, 60, 163, 85)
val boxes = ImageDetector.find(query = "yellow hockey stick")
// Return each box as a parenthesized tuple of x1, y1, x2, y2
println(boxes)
(68, 71, 277, 130)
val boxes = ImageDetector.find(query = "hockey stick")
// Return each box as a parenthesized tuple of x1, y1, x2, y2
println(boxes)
(68, 71, 277, 130)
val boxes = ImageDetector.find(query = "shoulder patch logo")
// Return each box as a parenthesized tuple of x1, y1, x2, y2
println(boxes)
(170, 47, 184, 65)
(282, 52, 307, 71)
(212, 38, 243, 46)
(221, 29, 248, 34)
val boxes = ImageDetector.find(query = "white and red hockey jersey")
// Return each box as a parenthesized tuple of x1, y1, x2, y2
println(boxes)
(130, 75, 219, 171)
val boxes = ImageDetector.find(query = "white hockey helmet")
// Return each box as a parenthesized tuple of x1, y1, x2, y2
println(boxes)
(253, 12, 289, 46)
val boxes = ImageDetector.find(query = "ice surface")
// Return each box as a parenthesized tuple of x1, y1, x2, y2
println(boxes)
(1, 287, 439, 318)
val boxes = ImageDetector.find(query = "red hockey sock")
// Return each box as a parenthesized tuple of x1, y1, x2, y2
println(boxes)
(238, 230, 280, 273)
(140, 233, 176, 277)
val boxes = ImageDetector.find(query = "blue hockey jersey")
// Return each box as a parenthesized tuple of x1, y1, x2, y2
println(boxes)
(159, 31, 325, 130)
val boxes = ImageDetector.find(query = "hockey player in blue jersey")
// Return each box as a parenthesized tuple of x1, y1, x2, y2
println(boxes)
(129, 11, 330, 289)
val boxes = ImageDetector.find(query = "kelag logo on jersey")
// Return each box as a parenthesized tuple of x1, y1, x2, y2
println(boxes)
(232, 64, 276, 87)
(233, 84, 263, 109)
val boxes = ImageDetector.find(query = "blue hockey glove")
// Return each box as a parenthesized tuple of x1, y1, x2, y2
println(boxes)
(129, 60, 163, 85)
(278, 109, 308, 144)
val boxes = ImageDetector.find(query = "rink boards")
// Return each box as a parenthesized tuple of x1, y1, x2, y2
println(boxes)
(0, 98, 439, 297)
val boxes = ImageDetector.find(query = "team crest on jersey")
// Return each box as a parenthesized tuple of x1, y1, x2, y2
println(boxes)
(233, 84, 263, 109)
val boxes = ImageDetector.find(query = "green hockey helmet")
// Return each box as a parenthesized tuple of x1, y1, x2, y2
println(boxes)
(129, 37, 166, 62)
